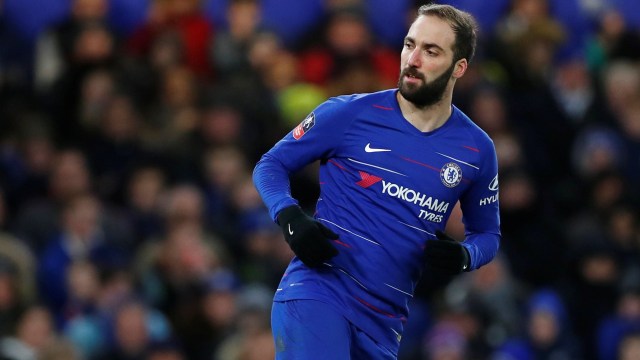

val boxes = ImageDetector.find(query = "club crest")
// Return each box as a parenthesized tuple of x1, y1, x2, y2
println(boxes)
(440, 162, 462, 188)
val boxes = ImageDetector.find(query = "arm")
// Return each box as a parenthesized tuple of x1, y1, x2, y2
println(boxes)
(253, 96, 355, 221)
(252, 97, 355, 266)
(253, 154, 339, 267)
(424, 134, 500, 274)
(459, 139, 501, 270)
(252, 152, 298, 222)
(461, 228, 500, 270)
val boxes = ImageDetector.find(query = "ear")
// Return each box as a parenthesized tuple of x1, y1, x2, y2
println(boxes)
(452, 58, 468, 79)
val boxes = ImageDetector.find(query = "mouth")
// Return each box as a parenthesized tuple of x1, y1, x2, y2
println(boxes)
(402, 68, 424, 82)
(403, 72, 423, 85)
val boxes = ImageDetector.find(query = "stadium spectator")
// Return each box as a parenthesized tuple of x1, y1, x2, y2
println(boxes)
(127, 0, 213, 77)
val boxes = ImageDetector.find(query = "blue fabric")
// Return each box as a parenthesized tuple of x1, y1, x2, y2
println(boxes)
(366, 0, 412, 47)
(202, 0, 227, 28)
(597, 316, 640, 360)
(37, 233, 128, 323)
(493, 339, 534, 360)
(527, 288, 568, 325)
(613, 0, 640, 28)
(204, 0, 406, 48)
(439, 0, 510, 34)
(549, 0, 592, 61)
(253, 89, 501, 352)
(3, 0, 70, 41)
(107, 0, 149, 36)
(272, 299, 396, 360)
(203, 0, 325, 48)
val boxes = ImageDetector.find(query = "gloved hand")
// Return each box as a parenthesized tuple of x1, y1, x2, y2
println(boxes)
(424, 230, 470, 274)
(278, 206, 339, 267)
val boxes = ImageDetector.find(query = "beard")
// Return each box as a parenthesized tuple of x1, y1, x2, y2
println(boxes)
(398, 61, 455, 108)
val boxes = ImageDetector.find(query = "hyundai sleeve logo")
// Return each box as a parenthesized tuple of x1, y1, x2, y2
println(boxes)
(488, 175, 499, 191)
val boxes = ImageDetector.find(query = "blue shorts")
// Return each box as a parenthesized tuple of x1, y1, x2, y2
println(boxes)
(271, 299, 397, 360)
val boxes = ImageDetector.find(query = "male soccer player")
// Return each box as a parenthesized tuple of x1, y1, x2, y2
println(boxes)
(253, 4, 500, 359)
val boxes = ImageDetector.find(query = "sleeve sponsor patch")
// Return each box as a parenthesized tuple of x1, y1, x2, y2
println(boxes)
(293, 113, 315, 140)
(488, 174, 499, 191)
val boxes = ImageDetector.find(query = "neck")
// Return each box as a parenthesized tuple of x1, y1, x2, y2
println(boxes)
(396, 90, 454, 132)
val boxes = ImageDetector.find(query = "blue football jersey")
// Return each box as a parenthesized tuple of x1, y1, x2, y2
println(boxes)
(253, 89, 501, 352)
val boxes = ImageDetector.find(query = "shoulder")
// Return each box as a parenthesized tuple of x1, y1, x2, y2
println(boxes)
(344, 89, 397, 101)
(315, 89, 396, 120)
(452, 106, 495, 151)
(323, 89, 396, 109)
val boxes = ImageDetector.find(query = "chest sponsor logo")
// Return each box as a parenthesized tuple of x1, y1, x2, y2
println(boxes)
(292, 113, 315, 140)
(381, 181, 449, 223)
(353, 173, 450, 223)
(356, 171, 383, 188)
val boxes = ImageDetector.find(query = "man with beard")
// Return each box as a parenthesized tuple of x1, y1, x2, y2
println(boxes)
(253, 4, 500, 359)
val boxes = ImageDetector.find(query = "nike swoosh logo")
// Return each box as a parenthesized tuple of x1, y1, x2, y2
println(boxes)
(365, 143, 391, 153)
(288, 224, 294, 235)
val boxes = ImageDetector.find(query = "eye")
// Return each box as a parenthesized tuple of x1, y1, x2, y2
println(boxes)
(404, 42, 414, 49)
(426, 50, 438, 56)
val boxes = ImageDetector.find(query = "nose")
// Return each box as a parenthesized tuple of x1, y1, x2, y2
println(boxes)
(406, 49, 421, 67)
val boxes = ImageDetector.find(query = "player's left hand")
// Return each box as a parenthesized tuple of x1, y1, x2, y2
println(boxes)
(424, 231, 470, 274)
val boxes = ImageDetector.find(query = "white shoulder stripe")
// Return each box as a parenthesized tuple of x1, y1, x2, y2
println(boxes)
(347, 158, 407, 176)
(435, 152, 480, 170)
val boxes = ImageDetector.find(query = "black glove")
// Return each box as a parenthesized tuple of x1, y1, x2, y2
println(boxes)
(424, 230, 470, 274)
(278, 206, 339, 267)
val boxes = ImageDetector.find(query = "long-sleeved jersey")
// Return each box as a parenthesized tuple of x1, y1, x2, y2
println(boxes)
(253, 89, 500, 353)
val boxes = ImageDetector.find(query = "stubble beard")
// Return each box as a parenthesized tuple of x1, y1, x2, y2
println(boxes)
(398, 61, 455, 108)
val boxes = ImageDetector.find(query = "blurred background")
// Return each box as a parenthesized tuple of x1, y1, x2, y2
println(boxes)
(0, 0, 639, 359)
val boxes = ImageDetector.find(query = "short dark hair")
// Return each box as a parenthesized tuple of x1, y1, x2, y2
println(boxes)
(417, 4, 478, 64)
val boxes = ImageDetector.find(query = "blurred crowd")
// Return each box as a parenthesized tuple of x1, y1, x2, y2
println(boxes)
(0, 0, 639, 359)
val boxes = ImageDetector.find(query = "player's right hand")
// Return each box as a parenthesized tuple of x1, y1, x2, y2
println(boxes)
(277, 205, 339, 267)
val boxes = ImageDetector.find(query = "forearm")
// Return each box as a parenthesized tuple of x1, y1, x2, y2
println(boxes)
(252, 153, 299, 222)
(461, 231, 500, 270)
(253, 153, 339, 267)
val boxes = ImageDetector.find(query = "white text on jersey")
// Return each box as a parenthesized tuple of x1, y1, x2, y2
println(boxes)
(381, 181, 450, 213)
